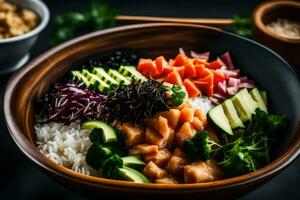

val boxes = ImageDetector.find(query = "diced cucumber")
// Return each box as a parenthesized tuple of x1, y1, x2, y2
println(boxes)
(71, 71, 90, 88)
(119, 66, 147, 82)
(81, 69, 110, 93)
(208, 105, 233, 135)
(122, 155, 145, 169)
(92, 67, 119, 86)
(108, 69, 131, 85)
(250, 88, 268, 113)
(119, 166, 150, 183)
(82, 120, 117, 143)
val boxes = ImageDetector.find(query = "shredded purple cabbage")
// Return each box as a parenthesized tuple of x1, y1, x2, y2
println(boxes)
(41, 81, 106, 123)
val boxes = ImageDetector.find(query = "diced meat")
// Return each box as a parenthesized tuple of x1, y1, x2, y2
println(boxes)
(143, 161, 168, 180)
(166, 149, 189, 175)
(155, 176, 179, 184)
(183, 160, 223, 183)
(145, 127, 167, 148)
(191, 117, 204, 131)
(145, 116, 170, 138)
(157, 116, 170, 138)
(129, 144, 158, 155)
(194, 108, 206, 122)
(175, 122, 196, 146)
(166, 127, 175, 149)
(116, 122, 145, 147)
(180, 108, 194, 123)
(143, 148, 172, 168)
(157, 109, 180, 128)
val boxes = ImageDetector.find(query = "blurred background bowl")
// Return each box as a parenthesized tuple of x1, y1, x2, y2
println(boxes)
(252, 1, 300, 68)
(0, 0, 49, 74)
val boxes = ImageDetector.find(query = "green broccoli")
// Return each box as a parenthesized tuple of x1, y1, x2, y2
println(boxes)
(101, 154, 123, 179)
(182, 131, 221, 160)
(85, 143, 113, 169)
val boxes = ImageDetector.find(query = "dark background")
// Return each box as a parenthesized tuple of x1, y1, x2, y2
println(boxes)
(0, 0, 299, 199)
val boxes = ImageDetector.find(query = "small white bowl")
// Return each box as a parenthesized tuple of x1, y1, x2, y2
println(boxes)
(0, 0, 49, 74)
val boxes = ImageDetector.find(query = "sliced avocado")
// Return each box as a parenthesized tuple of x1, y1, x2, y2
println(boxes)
(82, 121, 117, 143)
(222, 99, 244, 129)
(108, 69, 131, 85)
(122, 155, 145, 169)
(260, 90, 267, 106)
(93, 67, 119, 86)
(250, 88, 268, 113)
(119, 166, 150, 183)
(208, 105, 233, 135)
(71, 71, 90, 88)
(232, 88, 258, 122)
(81, 69, 110, 93)
(119, 66, 147, 82)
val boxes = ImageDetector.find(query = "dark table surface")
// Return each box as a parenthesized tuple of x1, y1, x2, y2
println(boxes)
(0, 0, 299, 199)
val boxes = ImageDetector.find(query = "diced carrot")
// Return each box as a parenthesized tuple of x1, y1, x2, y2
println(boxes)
(180, 107, 194, 123)
(161, 65, 173, 76)
(165, 71, 183, 85)
(183, 79, 201, 98)
(184, 60, 197, 78)
(155, 56, 168, 74)
(169, 59, 175, 66)
(207, 60, 223, 69)
(173, 66, 185, 79)
(194, 64, 205, 78)
(137, 58, 158, 77)
(173, 54, 187, 66)
(192, 58, 209, 66)
(210, 69, 225, 85)
(197, 68, 210, 78)
(194, 75, 214, 97)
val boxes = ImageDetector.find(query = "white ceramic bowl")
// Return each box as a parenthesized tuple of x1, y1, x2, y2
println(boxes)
(0, 0, 49, 74)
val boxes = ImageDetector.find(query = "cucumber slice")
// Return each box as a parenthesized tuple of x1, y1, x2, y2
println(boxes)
(222, 99, 244, 129)
(92, 67, 119, 86)
(81, 69, 110, 93)
(108, 69, 131, 85)
(82, 121, 117, 143)
(71, 71, 90, 88)
(119, 66, 147, 82)
(119, 166, 150, 183)
(208, 105, 233, 135)
(250, 88, 268, 113)
(122, 155, 145, 169)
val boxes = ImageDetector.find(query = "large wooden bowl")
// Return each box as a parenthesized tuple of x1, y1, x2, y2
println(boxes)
(4, 23, 300, 199)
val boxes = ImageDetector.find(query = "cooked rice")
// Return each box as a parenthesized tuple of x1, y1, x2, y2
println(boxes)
(188, 96, 213, 115)
(35, 122, 98, 176)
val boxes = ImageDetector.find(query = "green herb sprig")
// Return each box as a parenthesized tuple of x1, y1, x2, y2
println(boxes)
(52, 0, 118, 45)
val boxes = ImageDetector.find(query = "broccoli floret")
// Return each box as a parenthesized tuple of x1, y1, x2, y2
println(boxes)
(101, 154, 123, 179)
(89, 128, 104, 143)
(86, 143, 113, 169)
(182, 131, 220, 160)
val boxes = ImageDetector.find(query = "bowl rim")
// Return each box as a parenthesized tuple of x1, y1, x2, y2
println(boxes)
(4, 23, 300, 190)
(253, 0, 300, 44)
(0, 0, 50, 44)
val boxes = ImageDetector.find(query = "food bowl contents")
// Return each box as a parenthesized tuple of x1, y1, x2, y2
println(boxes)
(0, 0, 39, 39)
(266, 18, 300, 39)
(35, 49, 286, 184)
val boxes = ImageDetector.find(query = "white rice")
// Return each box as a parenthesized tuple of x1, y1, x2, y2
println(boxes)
(35, 122, 98, 176)
(188, 96, 213, 115)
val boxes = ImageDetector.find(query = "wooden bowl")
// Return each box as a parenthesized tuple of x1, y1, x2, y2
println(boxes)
(252, 1, 300, 68)
(4, 23, 300, 199)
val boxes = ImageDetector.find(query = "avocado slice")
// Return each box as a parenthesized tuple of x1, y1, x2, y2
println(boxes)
(119, 166, 150, 183)
(82, 121, 117, 143)
(122, 155, 146, 170)
(222, 99, 244, 129)
(232, 88, 258, 122)
(208, 105, 233, 135)
(250, 88, 268, 113)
